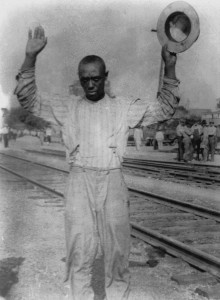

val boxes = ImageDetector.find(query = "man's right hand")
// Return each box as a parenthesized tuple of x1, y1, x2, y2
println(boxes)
(21, 26, 47, 70)
(26, 26, 47, 58)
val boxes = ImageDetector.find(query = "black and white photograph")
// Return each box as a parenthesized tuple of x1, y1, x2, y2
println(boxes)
(0, 0, 220, 299)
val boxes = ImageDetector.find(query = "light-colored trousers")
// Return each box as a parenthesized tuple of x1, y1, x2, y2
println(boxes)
(183, 137, 193, 161)
(134, 138, 141, 151)
(156, 140, 163, 150)
(64, 166, 130, 300)
(208, 136, 216, 161)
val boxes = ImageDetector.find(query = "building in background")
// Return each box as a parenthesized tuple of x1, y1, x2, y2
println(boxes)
(202, 110, 220, 126)
(189, 108, 212, 117)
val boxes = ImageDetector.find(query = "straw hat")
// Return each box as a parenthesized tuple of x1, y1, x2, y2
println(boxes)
(157, 1, 200, 53)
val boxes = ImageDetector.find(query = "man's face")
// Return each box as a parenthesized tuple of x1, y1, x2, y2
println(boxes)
(79, 62, 107, 101)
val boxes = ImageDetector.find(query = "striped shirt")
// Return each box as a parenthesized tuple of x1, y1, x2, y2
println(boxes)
(14, 67, 180, 169)
(76, 96, 118, 168)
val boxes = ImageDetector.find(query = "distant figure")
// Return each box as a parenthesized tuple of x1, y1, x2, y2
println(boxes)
(155, 128, 164, 150)
(9, 128, 18, 145)
(39, 130, 45, 146)
(31, 130, 37, 136)
(176, 118, 186, 161)
(23, 129, 29, 136)
(207, 121, 216, 162)
(13, 128, 18, 141)
(46, 127, 52, 144)
(182, 121, 193, 162)
(133, 127, 143, 151)
(191, 121, 202, 160)
(60, 130, 64, 145)
(216, 125, 220, 144)
(9, 128, 13, 140)
(145, 136, 153, 146)
(17, 130, 22, 137)
(2, 126, 9, 148)
(200, 120, 209, 161)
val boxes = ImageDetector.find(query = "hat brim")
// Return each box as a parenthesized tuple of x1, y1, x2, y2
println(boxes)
(157, 1, 200, 53)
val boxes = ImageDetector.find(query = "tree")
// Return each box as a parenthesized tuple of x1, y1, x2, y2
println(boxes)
(6, 107, 49, 130)
(188, 114, 201, 126)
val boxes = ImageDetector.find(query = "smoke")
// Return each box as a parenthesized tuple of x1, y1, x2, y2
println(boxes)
(0, 85, 10, 128)
(0, 86, 10, 110)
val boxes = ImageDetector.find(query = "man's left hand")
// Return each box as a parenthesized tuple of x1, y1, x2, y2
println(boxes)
(162, 45, 177, 79)
(162, 45, 177, 68)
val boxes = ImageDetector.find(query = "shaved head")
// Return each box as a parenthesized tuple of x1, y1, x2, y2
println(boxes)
(78, 55, 106, 75)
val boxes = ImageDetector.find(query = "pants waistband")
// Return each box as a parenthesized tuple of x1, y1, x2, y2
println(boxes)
(70, 164, 122, 172)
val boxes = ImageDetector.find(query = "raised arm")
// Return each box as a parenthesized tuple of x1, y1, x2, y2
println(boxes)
(14, 26, 66, 124)
(127, 45, 180, 128)
(161, 45, 177, 80)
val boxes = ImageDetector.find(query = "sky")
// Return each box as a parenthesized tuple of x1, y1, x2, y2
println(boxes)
(0, 0, 220, 111)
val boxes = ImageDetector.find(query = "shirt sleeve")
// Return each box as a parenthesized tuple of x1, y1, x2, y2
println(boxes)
(14, 67, 69, 126)
(127, 76, 180, 128)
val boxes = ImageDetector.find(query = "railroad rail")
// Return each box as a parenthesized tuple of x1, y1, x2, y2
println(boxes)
(123, 157, 220, 172)
(24, 147, 220, 169)
(123, 158, 220, 188)
(23, 148, 220, 188)
(0, 151, 220, 278)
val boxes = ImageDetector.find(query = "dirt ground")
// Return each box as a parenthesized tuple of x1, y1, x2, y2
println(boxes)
(0, 136, 219, 300)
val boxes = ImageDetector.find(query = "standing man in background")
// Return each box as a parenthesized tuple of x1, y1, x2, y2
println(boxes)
(182, 120, 193, 162)
(14, 25, 180, 300)
(46, 126, 52, 144)
(200, 120, 209, 162)
(155, 127, 164, 150)
(191, 121, 202, 161)
(176, 118, 186, 161)
(39, 129, 45, 146)
(207, 121, 216, 162)
(133, 127, 144, 151)
(1, 126, 9, 148)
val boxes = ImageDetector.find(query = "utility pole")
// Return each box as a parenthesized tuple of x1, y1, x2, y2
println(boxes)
(151, 28, 164, 98)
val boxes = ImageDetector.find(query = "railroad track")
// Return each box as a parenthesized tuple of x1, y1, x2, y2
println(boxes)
(123, 157, 220, 172)
(24, 147, 220, 170)
(0, 151, 220, 279)
(123, 157, 220, 188)
(24, 148, 220, 188)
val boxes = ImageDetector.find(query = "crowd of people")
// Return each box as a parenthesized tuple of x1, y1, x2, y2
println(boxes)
(0, 126, 20, 148)
(132, 119, 219, 163)
(176, 119, 217, 162)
